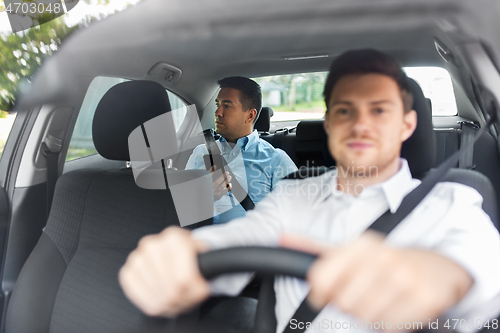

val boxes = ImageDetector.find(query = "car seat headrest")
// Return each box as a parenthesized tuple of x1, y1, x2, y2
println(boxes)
(400, 78, 436, 177)
(254, 106, 274, 132)
(92, 80, 172, 161)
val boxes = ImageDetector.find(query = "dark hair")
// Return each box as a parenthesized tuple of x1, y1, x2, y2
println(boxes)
(217, 76, 262, 123)
(323, 49, 413, 113)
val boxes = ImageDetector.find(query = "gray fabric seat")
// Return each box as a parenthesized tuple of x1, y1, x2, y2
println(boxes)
(254, 106, 274, 133)
(5, 81, 211, 333)
(435, 127, 500, 221)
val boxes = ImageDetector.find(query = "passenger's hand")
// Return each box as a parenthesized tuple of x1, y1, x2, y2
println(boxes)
(119, 227, 210, 318)
(280, 232, 473, 330)
(209, 165, 232, 201)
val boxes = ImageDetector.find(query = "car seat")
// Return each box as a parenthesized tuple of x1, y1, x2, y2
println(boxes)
(5, 80, 212, 333)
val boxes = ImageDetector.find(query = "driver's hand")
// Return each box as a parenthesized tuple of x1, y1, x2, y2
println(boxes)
(280, 232, 473, 330)
(209, 165, 232, 201)
(119, 227, 210, 318)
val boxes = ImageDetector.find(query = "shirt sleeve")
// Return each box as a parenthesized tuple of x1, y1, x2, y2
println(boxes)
(192, 187, 289, 295)
(433, 184, 500, 327)
(271, 149, 298, 189)
(185, 144, 208, 170)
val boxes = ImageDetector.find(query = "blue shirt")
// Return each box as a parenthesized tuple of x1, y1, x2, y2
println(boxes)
(185, 130, 297, 224)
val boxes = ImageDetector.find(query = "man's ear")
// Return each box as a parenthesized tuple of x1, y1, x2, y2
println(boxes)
(401, 110, 417, 142)
(247, 108, 257, 124)
(323, 111, 330, 135)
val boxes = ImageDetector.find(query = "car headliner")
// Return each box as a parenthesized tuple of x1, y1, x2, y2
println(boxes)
(16, 0, 500, 116)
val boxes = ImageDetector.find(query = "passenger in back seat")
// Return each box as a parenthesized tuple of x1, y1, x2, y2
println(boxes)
(120, 50, 500, 332)
(185, 76, 297, 224)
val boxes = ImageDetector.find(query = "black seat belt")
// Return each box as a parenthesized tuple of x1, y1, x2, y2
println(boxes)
(41, 141, 60, 218)
(203, 129, 255, 211)
(272, 130, 286, 149)
(272, 126, 295, 149)
(458, 120, 479, 170)
(284, 115, 494, 333)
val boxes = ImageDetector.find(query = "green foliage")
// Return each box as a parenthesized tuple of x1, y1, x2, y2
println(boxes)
(0, 0, 117, 112)
(0, 16, 80, 111)
(272, 100, 326, 113)
(66, 147, 97, 161)
(254, 72, 328, 111)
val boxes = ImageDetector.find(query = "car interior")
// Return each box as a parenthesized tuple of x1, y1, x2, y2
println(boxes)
(1, 0, 500, 332)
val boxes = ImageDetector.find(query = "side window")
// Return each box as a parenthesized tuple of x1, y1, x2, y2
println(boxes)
(66, 77, 128, 161)
(0, 112, 17, 159)
(167, 91, 188, 132)
(0, 111, 17, 156)
(66, 77, 188, 162)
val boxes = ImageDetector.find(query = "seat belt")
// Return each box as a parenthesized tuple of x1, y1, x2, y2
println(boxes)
(42, 145, 58, 217)
(41, 135, 62, 218)
(272, 126, 295, 149)
(283, 116, 494, 333)
(272, 131, 286, 149)
(458, 120, 479, 170)
(203, 129, 255, 211)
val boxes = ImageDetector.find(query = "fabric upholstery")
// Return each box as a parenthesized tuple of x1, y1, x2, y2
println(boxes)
(441, 169, 498, 227)
(400, 78, 436, 178)
(5, 233, 66, 333)
(6, 80, 201, 333)
(92, 80, 173, 161)
(254, 107, 274, 132)
(6, 169, 178, 333)
(294, 121, 333, 168)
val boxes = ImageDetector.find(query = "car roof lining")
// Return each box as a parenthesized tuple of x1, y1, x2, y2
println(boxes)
(20, 0, 499, 112)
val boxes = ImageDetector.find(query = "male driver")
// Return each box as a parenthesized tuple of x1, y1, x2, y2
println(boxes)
(120, 50, 500, 332)
(185, 76, 297, 224)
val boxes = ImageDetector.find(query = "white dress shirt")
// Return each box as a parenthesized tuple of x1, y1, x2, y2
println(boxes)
(192, 159, 500, 333)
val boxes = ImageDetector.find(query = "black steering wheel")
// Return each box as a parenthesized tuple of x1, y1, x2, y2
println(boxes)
(194, 247, 318, 333)
(122, 247, 317, 333)
(198, 246, 317, 280)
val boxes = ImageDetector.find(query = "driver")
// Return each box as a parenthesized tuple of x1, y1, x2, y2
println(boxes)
(119, 49, 500, 332)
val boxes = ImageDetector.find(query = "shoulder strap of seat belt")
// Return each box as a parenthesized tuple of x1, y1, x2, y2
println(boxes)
(283, 116, 493, 333)
(41, 142, 59, 218)
(458, 121, 479, 170)
(458, 120, 479, 170)
(272, 128, 288, 149)
(203, 129, 256, 211)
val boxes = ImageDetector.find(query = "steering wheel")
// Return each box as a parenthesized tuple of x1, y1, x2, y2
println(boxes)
(198, 246, 317, 280)
(121, 247, 316, 333)
(194, 247, 318, 333)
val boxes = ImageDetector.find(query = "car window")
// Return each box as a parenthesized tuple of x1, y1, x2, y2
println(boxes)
(66, 77, 187, 161)
(0, 112, 17, 159)
(403, 67, 457, 116)
(253, 67, 457, 122)
(167, 91, 188, 132)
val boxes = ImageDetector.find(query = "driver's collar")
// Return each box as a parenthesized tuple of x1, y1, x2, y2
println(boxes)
(319, 159, 420, 213)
